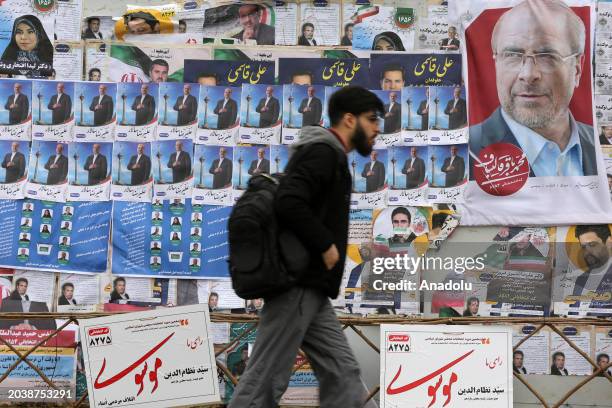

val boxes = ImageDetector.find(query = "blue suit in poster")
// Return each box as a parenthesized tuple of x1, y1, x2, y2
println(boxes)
(0, 199, 111, 273)
(112, 199, 230, 278)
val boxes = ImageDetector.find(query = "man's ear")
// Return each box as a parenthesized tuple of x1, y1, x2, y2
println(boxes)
(343, 113, 356, 129)
(574, 54, 585, 89)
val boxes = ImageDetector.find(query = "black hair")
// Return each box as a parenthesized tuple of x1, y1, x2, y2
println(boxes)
(344, 23, 354, 32)
(301, 22, 314, 32)
(513, 350, 524, 357)
(197, 72, 217, 81)
(575, 225, 611, 243)
(596, 353, 609, 363)
(87, 17, 101, 24)
(125, 11, 159, 32)
(552, 351, 565, 360)
(62, 282, 74, 291)
(391, 207, 411, 223)
(380, 63, 405, 81)
(15, 277, 28, 286)
(150, 59, 169, 70)
(431, 212, 449, 230)
(291, 70, 313, 81)
(466, 296, 479, 306)
(88, 67, 101, 77)
(209, 292, 219, 298)
(328, 86, 384, 127)
(113, 277, 126, 287)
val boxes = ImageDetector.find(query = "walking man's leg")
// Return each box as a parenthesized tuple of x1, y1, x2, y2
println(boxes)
(228, 287, 320, 408)
(300, 290, 364, 408)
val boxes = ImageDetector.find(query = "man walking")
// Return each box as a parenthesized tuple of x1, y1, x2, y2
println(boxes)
(228, 86, 383, 408)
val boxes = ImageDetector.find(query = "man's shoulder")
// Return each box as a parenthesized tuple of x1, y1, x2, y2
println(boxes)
(468, 108, 510, 154)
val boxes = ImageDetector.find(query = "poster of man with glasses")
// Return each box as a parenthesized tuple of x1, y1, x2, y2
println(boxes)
(455, 0, 612, 226)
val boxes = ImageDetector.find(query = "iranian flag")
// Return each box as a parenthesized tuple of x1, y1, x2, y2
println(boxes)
(107, 45, 184, 82)
(108, 45, 152, 83)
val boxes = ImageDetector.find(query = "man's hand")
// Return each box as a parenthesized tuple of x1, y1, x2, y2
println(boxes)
(322, 244, 339, 271)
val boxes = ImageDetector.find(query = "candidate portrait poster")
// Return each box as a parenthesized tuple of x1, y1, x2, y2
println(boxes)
(0, 3, 55, 77)
(452, 0, 612, 225)
(0, 79, 32, 141)
(380, 324, 513, 408)
(0, 139, 29, 199)
(277, 58, 370, 87)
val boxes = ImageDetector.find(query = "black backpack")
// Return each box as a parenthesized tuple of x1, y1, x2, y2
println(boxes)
(227, 141, 343, 300)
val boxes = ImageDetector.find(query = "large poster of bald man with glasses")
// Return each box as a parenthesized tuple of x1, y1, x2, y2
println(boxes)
(452, 0, 612, 226)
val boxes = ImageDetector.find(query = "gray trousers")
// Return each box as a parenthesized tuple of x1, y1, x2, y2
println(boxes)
(228, 287, 365, 408)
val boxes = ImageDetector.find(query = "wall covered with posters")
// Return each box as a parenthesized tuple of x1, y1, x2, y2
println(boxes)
(0, 0, 610, 406)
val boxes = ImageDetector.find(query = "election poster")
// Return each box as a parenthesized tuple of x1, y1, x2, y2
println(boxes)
(67, 141, 112, 202)
(0, 199, 111, 273)
(31, 80, 74, 142)
(424, 226, 553, 317)
(157, 82, 199, 141)
(239, 84, 282, 145)
(73, 81, 116, 142)
(112, 200, 230, 279)
(387, 146, 429, 206)
(196, 85, 241, 145)
(0, 139, 29, 199)
(380, 324, 513, 407)
(371, 89, 402, 147)
(111, 141, 153, 202)
(152, 138, 194, 200)
(451, 0, 612, 225)
(552, 225, 612, 317)
(80, 305, 221, 408)
(0, 1, 55, 77)
(352, 5, 417, 52)
(213, 46, 318, 81)
(103, 42, 212, 83)
(512, 324, 551, 375)
(549, 325, 593, 375)
(192, 145, 233, 206)
(281, 84, 325, 144)
(52, 41, 84, 81)
(200, 3, 276, 46)
(115, 82, 159, 142)
(594, 326, 612, 377)
(0, 79, 32, 141)
(57, 273, 101, 312)
(26, 140, 68, 202)
(369, 53, 462, 89)
(0, 329, 76, 402)
(401, 86, 429, 145)
(277, 58, 370, 87)
(183, 59, 275, 87)
(298, 1, 341, 46)
(350, 148, 388, 209)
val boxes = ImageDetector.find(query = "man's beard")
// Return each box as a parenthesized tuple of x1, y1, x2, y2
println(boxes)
(501, 84, 571, 129)
(352, 122, 372, 156)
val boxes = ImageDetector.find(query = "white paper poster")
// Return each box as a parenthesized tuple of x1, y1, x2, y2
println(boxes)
(380, 324, 512, 407)
(80, 304, 221, 408)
